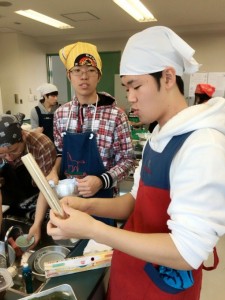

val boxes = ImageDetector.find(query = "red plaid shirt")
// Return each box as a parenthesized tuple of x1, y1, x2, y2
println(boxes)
(14, 130, 56, 176)
(54, 92, 134, 182)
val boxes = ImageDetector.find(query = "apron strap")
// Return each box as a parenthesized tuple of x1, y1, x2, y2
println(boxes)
(66, 95, 98, 133)
(203, 247, 219, 271)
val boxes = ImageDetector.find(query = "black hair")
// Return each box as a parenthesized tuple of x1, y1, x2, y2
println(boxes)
(40, 91, 58, 103)
(149, 71, 184, 95)
(194, 93, 210, 105)
(46, 91, 58, 97)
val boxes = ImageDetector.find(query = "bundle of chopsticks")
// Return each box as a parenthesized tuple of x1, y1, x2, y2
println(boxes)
(44, 250, 113, 278)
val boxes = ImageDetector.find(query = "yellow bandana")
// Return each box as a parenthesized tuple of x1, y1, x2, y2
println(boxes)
(59, 42, 102, 74)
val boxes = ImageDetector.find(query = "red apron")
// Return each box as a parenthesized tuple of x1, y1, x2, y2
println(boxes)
(107, 132, 203, 300)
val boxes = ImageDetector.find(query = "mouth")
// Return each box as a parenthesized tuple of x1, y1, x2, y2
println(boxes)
(132, 109, 139, 116)
(79, 83, 89, 88)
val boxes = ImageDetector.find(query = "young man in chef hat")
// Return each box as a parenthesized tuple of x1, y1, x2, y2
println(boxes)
(47, 26, 225, 299)
(30, 83, 59, 142)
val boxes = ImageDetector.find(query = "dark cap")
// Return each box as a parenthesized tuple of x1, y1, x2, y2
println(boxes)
(0, 114, 22, 147)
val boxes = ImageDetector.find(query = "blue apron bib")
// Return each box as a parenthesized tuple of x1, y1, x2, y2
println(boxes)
(61, 102, 115, 226)
(35, 106, 54, 142)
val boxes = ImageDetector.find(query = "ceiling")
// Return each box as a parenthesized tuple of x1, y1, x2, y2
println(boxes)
(1, 0, 225, 45)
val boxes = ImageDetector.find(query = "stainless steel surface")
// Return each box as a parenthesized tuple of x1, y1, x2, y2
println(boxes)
(27, 246, 70, 282)
(4, 226, 23, 267)
(0, 217, 62, 249)
(55, 238, 79, 248)
(119, 178, 134, 196)
(16, 284, 78, 300)
(0, 253, 6, 268)
(0, 273, 6, 287)
(0, 241, 15, 268)
(0, 218, 60, 295)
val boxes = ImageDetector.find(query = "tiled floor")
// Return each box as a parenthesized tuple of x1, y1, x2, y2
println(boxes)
(200, 235, 225, 299)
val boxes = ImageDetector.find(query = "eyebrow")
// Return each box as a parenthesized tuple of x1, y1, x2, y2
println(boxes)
(7, 145, 18, 152)
(121, 79, 135, 87)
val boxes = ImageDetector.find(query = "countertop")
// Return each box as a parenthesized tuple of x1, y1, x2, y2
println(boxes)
(2, 178, 134, 300)
(4, 239, 109, 300)
(43, 239, 109, 299)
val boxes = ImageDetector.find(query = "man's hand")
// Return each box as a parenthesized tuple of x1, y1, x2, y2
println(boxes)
(47, 204, 97, 240)
(60, 196, 92, 214)
(27, 223, 41, 249)
(46, 169, 59, 185)
(76, 176, 103, 197)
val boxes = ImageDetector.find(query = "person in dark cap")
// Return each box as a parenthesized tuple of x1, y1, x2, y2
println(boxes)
(47, 26, 225, 300)
(194, 83, 216, 105)
(0, 114, 56, 242)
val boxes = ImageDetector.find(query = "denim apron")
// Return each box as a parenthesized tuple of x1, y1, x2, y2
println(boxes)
(61, 99, 114, 226)
(35, 106, 54, 142)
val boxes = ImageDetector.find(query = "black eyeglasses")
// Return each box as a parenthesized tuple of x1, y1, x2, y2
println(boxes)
(69, 67, 98, 77)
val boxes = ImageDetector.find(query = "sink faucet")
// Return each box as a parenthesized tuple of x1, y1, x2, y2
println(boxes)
(4, 225, 23, 267)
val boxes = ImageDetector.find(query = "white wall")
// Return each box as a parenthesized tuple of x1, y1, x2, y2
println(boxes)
(0, 31, 225, 117)
(45, 32, 225, 72)
(182, 32, 225, 72)
(0, 33, 47, 118)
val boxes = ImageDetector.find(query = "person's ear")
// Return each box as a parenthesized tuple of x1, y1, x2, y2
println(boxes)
(162, 67, 176, 86)
(67, 71, 71, 82)
(21, 130, 26, 141)
(97, 73, 102, 83)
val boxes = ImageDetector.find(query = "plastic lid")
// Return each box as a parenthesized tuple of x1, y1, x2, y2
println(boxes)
(0, 268, 13, 292)
(7, 266, 17, 278)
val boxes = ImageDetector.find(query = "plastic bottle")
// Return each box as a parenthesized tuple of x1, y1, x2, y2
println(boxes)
(22, 263, 33, 294)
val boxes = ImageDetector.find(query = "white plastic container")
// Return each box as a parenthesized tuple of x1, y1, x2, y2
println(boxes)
(50, 178, 78, 198)
(18, 283, 77, 299)
(0, 268, 13, 298)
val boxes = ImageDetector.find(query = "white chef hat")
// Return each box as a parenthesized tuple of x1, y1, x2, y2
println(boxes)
(120, 26, 201, 76)
(37, 83, 58, 97)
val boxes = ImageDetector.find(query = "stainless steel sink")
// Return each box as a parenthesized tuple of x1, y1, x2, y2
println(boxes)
(0, 217, 57, 296)
(119, 177, 134, 196)
(8, 261, 46, 297)
(1, 217, 77, 297)
(0, 216, 57, 250)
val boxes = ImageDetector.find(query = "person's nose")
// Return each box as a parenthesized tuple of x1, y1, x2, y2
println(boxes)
(127, 90, 137, 103)
(4, 153, 13, 161)
(80, 70, 88, 79)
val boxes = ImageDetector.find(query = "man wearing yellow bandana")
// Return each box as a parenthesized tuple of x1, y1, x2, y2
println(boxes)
(29, 42, 134, 242)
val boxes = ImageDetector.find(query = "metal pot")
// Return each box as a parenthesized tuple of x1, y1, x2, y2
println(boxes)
(27, 245, 70, 282)
(0, 241, 15, 268)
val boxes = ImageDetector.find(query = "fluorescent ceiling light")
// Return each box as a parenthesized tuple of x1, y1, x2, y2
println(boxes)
(113, 0, 157, 22)
(15, 9, 74, 29)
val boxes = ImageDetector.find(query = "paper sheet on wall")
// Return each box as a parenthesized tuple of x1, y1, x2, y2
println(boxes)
(189, 73, 208, 97)
(207, 73, 225, 97)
